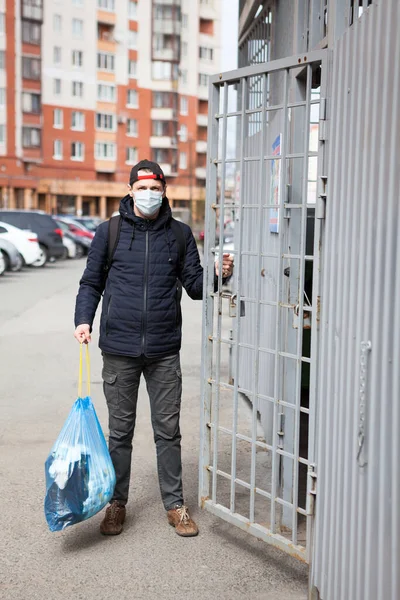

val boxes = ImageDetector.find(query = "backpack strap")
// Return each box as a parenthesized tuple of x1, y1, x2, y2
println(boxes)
(105, 215, 186, 276)
(169, 217, 187, 277)
(105, 215, 122, 273)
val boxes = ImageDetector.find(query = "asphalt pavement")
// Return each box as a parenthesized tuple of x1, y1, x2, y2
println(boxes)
(0, 259, 307, 600)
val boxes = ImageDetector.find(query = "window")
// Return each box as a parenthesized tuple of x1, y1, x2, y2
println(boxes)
(97, 52, 115, 71)
(53, 140, 63, 160)
(71, 142, 84, 161)
(198, 73, 209, 86)
(72, 18, 83, 38)
(182, 14, 188, 28)
(127, 119, 138, 136)
(95, 142, 116, 160)
(0, 13, 5, 35)
(128, 59, 137, 78)
(128, 30, 137, 49)
(71, 111, 85, 130)
(0, 124, 5, 143)
(72, 0, 84, 5)
(179, 124, 188, 142)
(153, 91, 172, 109)
(21, 0, 43, 21)
(96, 112, 115, 131)
(54, 78, 61, 94)
(152, 120, 168, 137)
(22, 57, 41, 79)
(129, 1, 137, 19)
(22, 21, 41, 44)
(72, 81, 84, 97)
(180, 96, 188, 115)
(199, 46, 214, 60)
(180, 70, 187, 85)
(0, 88, 5, 106)
(72, 50, 83, 67)
(179, 152, 187, 170)
(22, 92, 41, 113)
(53, 46, 62, 64)
(181, 42, 188, 58)
(152, 149, 168, 163)
(22, 126, 41, 147)
(97, 83, 116, 102)
(98, 0, 115, 9)
(53, 14, 62, 31)
(53, 108, 63, 128)
(127, 89, 138, 107)
(152, 61, 178, 81)
(126, 147, 138, 164)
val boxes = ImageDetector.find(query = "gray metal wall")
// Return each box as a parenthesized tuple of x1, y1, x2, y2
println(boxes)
(311, 1, 400, 598)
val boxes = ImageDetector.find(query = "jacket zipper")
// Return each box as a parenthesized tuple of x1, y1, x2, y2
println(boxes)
(141, 230, 149, 353)
(105, 295, 112, 335)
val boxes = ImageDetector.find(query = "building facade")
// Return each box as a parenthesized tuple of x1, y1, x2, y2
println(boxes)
(0, 0, 221, 222)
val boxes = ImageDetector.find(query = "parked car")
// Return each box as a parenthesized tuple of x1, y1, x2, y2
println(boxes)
(72, 216, 103, 232)
(0, 210, 64, 265)
(0, 250, 5, 276)
(0, 238, 23, 272)
(56, 217, 95, 240)
(0, 221, 42, 267)
(54, 219, 90, 256)
(62, 234, 77, 259)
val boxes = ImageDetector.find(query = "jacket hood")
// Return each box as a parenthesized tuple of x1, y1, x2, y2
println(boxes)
(119, 194, 172, 230)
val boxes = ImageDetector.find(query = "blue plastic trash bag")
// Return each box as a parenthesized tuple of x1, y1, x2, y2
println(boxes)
(44, 347, 115, 532)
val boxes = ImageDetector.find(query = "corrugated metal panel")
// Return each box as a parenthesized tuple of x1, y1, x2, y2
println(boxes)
(311, 1, 400, 598)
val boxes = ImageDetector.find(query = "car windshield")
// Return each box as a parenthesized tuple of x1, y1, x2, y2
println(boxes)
(74, 219, 98, 231)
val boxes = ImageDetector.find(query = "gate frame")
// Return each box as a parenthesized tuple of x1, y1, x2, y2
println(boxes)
(198, 49, 329, 564)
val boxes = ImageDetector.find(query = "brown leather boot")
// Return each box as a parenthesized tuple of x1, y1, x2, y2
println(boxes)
(167, 505, 199, 537)
(100, 501, 126, 536)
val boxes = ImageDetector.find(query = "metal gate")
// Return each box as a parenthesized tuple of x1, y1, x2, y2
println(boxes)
(199, 50, 328, 562)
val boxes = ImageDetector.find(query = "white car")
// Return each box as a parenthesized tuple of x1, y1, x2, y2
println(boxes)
(0, 220, 41, 266)
(63, 235, 77, 259)
(0, 250, 5, 276)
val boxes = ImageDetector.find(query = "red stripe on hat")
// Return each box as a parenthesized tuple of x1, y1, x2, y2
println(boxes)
(137, 174, 158, 180)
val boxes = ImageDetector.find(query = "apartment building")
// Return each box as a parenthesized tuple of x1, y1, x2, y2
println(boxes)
(0, 0, 221, 221)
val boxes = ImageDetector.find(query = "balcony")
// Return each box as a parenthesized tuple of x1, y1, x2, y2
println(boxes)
(196, 140, 207, 154)
(195, 167, 207, 179)
(151, 108, 177, 121)
(150, 136, 177, 149)
(153, 48, 178, 62)
(97, 10, 116, 25)
(197, 113, 208, 127)
(198, 86, 209, 101)
(153, 20, 179, 35)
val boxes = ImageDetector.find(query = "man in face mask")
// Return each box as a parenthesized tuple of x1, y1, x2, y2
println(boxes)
(74, 160, 233, 538)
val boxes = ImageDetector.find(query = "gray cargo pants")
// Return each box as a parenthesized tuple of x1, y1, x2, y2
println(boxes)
(102, 352, 184, 510)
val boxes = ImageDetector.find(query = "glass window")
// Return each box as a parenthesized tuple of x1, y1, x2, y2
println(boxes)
(0, 125, 4, 144)
(180, 96, 188, 115)
(96, 112, 115, 131)
(53, 140, 63, 159)
(198, 73, 209, 86)
(97, 83, 116, 102)
(71, 111, 85, 130)
(182, 14, 188, 28)
(22, 126, 41, 147)
(22, 21, 41, 44)
(53, 14, 62, 31)
(53, 46, 62, 64)
(95, 142, 116, 160)
(54, 78, 61, 94)
(22, 92, 41, 113)
(179, 124, 188, 142)
(72, 81, 84, 97)
(0, 51, 4, 70)
(72, 0, 84, 5)
(21, 0, 43, 21)
(199, 46, 213, 60)
(72, 50, 83, 67)
(179, 152, 187, 170)
(98, 0, 115, 9)
(22, 56, 41, 79)
(128, 59, 137, 78)
(71, 141, 84, 160)
(126, 147, 138, 164)
(129, 1, 137, 19)
(127, 119, 138, 136)
(53, 108, 63, 128)
(128, 30, 137, 49)
(72, 18, 83, 38)
(180, 70, 187, 85)
(181, 42, 188, 58)
(0, 88, 5, 106)
(97, 52, 115, 71)
(127, 89, 138, 107)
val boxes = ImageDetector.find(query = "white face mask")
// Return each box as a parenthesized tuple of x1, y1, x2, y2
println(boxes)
(134, 189, 163, 217)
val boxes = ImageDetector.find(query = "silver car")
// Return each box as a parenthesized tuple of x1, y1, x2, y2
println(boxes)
(0, 238, 23, 272)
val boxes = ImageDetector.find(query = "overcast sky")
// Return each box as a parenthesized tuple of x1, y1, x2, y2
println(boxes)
(221, 0, 239, 71)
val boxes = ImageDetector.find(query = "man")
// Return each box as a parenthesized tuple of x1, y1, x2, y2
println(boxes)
(74, 160, 233, 537)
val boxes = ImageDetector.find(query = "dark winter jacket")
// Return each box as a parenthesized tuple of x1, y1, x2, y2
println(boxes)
(74, 195, 204, 358)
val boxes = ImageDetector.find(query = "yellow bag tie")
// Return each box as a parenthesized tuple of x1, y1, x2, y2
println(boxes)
(78, 343, 91, 398)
